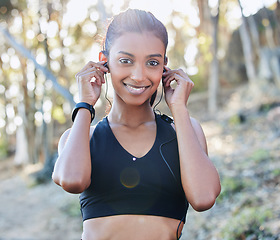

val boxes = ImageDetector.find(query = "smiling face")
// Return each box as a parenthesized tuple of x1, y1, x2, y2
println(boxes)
(107, 31, 166, 106)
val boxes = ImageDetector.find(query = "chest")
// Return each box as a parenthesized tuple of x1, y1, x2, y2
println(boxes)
(89, 117, 183, 190)
(109, 123, 157, 159)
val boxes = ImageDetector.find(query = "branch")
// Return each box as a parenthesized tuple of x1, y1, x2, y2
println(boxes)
(0, 25, 75, 107)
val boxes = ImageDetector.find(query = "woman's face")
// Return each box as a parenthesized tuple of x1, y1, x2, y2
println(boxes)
(108, 31, 166, 106)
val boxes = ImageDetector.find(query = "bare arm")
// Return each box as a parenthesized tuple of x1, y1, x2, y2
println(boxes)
(52, 109, 92, 194)
(52, 61, 108, 194)
(163, 67, 221, 211)
(172, 107, 221, 211)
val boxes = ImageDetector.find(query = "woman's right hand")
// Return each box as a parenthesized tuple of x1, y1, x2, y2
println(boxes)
(75, 61, 108, 106)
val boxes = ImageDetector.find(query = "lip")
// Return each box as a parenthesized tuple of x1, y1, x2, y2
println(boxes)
(124, 83, 151, 95)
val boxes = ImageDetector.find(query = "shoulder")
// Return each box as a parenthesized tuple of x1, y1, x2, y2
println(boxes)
(170, 115, 208, 154)
(170, 115, 202, 131)
(190, 117, 208, 154)
(190, 117, 203, 133)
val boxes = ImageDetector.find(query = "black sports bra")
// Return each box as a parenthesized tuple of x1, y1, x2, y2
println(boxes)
(80, 113, 188, 222)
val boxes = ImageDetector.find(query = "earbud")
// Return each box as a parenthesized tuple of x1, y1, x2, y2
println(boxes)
(103, 62, 109, 74)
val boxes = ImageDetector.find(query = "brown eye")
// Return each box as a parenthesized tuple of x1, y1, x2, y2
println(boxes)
(147, 60, 159, 66)
(119, 58, 133, 64)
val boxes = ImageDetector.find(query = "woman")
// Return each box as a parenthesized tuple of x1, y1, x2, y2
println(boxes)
(52, 9, 221, 240)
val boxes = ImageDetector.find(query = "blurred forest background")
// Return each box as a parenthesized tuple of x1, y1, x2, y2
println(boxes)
(0, 0, 280, 239)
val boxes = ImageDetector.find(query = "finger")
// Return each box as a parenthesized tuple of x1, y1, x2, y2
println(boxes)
(79, 64, 107, 77)
(76, 67, 95, 80)
(162, 73, 178, 87)
(162, 75, 171, 87)
(76, 61, 107, 78)
(166, 76, 177, 88)
(77, 72, 95, 83)
(96, 61, 109, 73)
(163, 80, 174, 96)
(101, 74, 106, 84)
(163, 68, 189, 81)
(165, 72, 194, 87)
(92, 66, 106, 85)
(162, 67, 172, 77)
(173, 68, 190, 79)
(162, 70, 173, 81)
(167, 73, 190, 89)
(93, 67, 107, 84)
(89, 71, 103, 86)
(77, 61, 96, 76)
(94, 69, 105, 85)
(78, 71, 102, 86)
(79, 67, 105, 85)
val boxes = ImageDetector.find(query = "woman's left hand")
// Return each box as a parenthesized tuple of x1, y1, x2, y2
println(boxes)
(162, 67, 194, 111)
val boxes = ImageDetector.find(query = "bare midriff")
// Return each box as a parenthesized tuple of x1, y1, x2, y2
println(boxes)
(81, 215, 183, 240)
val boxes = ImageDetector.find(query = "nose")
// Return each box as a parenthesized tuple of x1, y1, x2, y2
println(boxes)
(131, 65, 146, 82)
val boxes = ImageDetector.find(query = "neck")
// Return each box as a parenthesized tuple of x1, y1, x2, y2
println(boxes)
(108, 101, 155, 128)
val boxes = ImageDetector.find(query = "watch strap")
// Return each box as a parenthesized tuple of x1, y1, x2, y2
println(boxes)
(72, 102, 95, 122)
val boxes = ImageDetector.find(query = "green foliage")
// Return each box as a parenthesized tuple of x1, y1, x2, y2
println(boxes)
(249, 149, 270, 164)
(228, 114, 243, 126)
(197, 33, 213, 63)
(190, 73, 208, 92)
(220, 207, 274, 240)
(52, 106, 66, 124)
(272, 168, 280, 178)
(0, 136, 8, 159)
(259, 103, 273, 113)
(217, 176, 256, 202)
(259, 102, 280, 114)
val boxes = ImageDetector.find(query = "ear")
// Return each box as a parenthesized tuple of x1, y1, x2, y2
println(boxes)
(164, 56, 168, 65)
(99, 51, 108, 62)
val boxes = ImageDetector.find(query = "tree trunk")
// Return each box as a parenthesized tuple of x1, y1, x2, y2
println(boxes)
(208, 0, 220, 114)
(34, 1, 56, 181)
(14, 103, 29, 166)
(238, 0, 257, 84)
(273, 1, 280, 45)
(18, 57, 32, 165)
(261, 7, 280, 85)
(0, 59, 12, 155)
(270, 49, 280, 88)
(247, 15, 260, 59)
(261, 7, 276, 49)
(197, 0, 212, 34)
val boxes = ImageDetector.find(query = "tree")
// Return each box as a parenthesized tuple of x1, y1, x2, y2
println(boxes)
(238, 0, 257, 84)
(0, 0, 113, 181)
(197, 0, 221, 114)
(208, 0, 221, 114)
(238, 0, 280, 95)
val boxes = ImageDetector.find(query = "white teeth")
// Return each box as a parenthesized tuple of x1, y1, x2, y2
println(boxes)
(127, 85, 146, 91)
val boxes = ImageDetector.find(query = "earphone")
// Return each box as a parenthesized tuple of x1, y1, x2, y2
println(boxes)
(103, 62, 112, 107)
(103, 62, 109, 74)
(159, 136, 185, 240)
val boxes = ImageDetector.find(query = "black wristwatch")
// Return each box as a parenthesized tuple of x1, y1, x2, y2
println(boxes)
(72, 102, 95, 123)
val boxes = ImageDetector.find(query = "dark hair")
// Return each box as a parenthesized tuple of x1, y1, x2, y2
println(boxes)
(103, 9, 168, 106)
(103, 9, 168, 56)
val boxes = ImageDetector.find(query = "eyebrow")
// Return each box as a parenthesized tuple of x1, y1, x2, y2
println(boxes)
(118, 51, 163, 59)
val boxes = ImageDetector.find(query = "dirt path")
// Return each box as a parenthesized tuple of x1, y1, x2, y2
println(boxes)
(0, 173, 81, 240)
